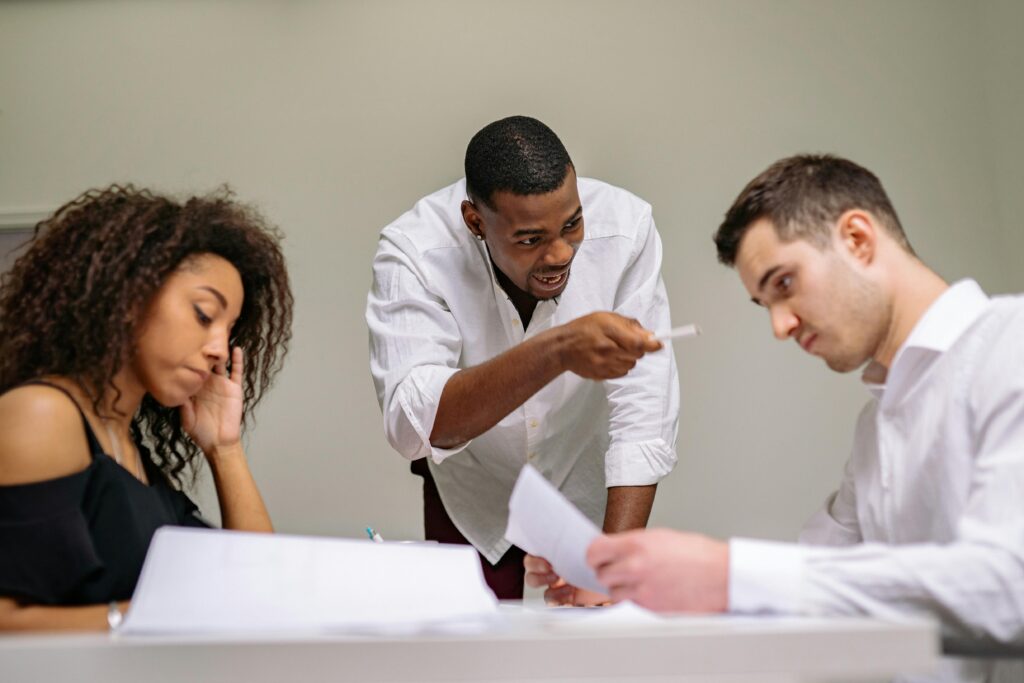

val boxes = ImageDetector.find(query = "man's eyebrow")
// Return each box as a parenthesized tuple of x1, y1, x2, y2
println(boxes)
(512, 227, 546, 238)
(197, 285, 228, 308)
(510, 205, 583, 238)
(563, 205, 583, 226)
(757, 266, 781, 294)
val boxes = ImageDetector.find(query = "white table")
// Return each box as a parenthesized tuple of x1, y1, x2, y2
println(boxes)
(0, 607, 938, 683)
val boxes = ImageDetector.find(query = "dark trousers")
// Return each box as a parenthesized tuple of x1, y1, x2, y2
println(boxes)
(411, 458, 526, 600)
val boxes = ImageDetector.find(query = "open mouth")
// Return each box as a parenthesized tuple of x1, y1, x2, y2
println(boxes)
(531, 270, 569, 291)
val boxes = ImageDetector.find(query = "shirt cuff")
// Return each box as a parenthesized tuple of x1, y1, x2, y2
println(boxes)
(604, 438, 676, 487)
(728, 537, 807, 614)
(394, 365, 469, 464)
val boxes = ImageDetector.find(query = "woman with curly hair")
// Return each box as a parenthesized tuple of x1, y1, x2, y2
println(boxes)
(0, 185, 293, 631)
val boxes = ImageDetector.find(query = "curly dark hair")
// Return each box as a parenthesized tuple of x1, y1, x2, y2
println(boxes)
(464, 115, 574, 208)
(0, 184, 293, 487)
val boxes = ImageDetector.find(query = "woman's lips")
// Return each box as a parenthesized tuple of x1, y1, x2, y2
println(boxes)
(189, 367, 210, 383)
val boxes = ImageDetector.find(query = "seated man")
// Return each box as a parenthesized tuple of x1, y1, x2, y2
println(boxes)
(579, 155, 1024, 682)
(366, 116, 679, 601)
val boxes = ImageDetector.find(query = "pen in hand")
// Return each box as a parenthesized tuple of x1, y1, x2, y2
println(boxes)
(651, 323, 702, 341)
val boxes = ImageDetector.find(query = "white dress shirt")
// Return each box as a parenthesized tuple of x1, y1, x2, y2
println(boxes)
(367, 177, 680, 563)
(729, 280, 1024, 682)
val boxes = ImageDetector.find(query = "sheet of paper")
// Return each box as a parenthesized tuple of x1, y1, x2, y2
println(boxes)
(504, 464, 605, 594)
(120, 527, 499, 635)
(539, 601, 669, 631)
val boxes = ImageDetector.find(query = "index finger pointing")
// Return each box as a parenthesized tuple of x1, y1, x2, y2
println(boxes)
(604, 326, 650, 356)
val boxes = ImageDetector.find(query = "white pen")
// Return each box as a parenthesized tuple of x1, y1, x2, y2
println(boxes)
(651, 323, 702, 341)
(365, 527, 384, 543)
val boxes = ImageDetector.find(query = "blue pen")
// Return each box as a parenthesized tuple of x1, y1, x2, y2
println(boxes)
(366, 527, 384, 543)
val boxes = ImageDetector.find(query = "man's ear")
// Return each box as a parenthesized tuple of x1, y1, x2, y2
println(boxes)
(461, 200, 485, 240)
(836, 210, 877, 265)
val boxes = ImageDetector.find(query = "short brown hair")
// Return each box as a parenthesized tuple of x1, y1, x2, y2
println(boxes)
(714, 154, 912, 266)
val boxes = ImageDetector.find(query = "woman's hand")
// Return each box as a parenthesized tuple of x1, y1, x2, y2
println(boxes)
(180, 346, 271, 532)
(181, 346, 244, 456)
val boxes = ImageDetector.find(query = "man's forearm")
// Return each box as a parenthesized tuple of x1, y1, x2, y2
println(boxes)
(429, 328, 566, 448)
(603, 484, 657, 532)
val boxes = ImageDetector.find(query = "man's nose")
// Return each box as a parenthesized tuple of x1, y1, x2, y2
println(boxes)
(544, 237, 575, 267)
(769, 305, 799, 341)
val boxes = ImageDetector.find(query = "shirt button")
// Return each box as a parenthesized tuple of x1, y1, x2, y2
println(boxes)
(527, 452, 536, 461)
(529, 420, 538, 429)
(512, 318, 520, 326)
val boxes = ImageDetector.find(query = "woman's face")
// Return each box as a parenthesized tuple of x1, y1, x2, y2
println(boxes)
(131, 253, 244, 407)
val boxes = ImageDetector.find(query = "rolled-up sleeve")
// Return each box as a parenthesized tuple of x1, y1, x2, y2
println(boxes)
(366, 231, 468, 463)
(602, 209, 680, 487)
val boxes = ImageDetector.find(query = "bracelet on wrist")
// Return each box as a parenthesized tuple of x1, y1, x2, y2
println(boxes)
(107, 601, 123, 632)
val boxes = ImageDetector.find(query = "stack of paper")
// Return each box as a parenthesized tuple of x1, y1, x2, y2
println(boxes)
(121, 527, 499, 635)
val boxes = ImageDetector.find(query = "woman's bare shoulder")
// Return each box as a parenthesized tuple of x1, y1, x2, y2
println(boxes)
(0, 384, 93, 485)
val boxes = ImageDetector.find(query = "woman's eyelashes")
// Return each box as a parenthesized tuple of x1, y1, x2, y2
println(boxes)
(193, 304, 213, 326)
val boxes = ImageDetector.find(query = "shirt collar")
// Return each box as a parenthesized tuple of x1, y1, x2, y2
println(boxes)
(861, 278, 989, 396)
(899, 278, 989, 354)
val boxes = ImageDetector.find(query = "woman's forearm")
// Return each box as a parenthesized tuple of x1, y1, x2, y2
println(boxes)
(206, 443, 273, 532)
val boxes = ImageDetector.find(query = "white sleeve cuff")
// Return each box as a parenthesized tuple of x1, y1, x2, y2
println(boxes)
(604, 438, 677, 487)
(390, 365, 469, 464)
(728, 537, 807, 614)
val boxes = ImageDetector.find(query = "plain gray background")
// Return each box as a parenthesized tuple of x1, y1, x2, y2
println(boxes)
(2, 1, 1022, 579)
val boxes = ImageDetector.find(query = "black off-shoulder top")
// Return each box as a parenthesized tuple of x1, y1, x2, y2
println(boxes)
(0, 382, 210, 605)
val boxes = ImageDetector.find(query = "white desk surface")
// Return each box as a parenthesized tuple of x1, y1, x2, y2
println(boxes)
(0, 606, 939, 683)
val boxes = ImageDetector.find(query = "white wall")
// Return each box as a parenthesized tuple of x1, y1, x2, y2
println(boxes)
(1, 1, 1019, 548)
(979, 0, 1024, 288)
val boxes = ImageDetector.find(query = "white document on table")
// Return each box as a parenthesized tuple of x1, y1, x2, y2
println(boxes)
(120, 527, 499, 635)
(504, 464, 605, 595)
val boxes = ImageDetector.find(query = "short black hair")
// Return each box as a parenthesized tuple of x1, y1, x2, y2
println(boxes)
(714, 154, 913, 266)
(464, 115, 574, 208)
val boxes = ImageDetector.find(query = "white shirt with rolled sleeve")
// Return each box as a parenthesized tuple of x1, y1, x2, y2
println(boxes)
(728, 280, 1024, 683)
(366, 177, 680, 564)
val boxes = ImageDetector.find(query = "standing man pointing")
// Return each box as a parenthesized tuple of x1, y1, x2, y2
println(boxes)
(367, 116, 680, 601)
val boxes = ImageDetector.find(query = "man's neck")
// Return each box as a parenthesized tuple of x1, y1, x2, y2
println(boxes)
(874, 259, 949, 368)
(492, 262, 538, 329)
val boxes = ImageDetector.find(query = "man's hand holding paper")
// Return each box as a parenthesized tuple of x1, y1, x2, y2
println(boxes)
(524, 555, 609, 606)
(505, 464, 609, 600)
